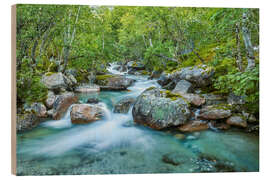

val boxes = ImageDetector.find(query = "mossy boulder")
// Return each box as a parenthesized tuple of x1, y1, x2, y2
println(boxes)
(226, 115, 247, 128)
(16, 113, 39, 132)
(169, 65, 214, 88)
(132, 87, 190, 130)
(95, 74, 135, 91)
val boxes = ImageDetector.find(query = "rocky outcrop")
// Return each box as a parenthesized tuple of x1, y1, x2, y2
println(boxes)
(132, 87, 190, 130)
(179, 120, 209, 132)
(70, 104, 103, 124)
(75, 84, 100, 93)
(198, 105, 232, 120)
(113, 97, 136, 113)
(95, 75, 135, 91)
(45, 91, 56, 109)
(226, 115, 247, 128)
(41, 72, 67, 90)
(87, 97, 99, 104)
(52, 92, 78, 120)
(169, 65, 214, 87)
(172, 80, 193, 94)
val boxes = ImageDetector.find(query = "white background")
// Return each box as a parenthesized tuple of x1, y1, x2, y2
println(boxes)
(0, 0, 269, 179)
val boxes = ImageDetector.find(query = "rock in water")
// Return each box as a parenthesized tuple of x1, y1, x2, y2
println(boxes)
(52, 92, 78, 120)
(172, 80, 193, 94)
(157, 73, 171, 86)
(226, 115, 247, 128)
(87, 97, 99, 104)
(162, 152, 189, 166)
(70, 104, 103, 124)
(113, 97, 136, 113)
(179, 120, 209, 132)
(169, 65, 214, 87)
(198, 104, 232, 120)
(41, 72, 67, 90)
(132, 87, 190, 130)
(95, 75, 135, 91)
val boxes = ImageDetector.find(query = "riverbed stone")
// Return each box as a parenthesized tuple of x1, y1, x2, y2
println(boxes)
(201, 93, 227, 106)
(178, 93, 206, 107)
(226, 115, 247, 128)
(198, 104, 232, 120)
(95, 75, 135, 91)
(179, 120, 209, 132)
(132, 87, 190, 130)
(162, 152, 189, 166)
(157, 73, 171, 86)
(169, 65, 214, 87)
(52, 92, 78, 120)
(127, 61, 145, 70)
(70, 104, 103, 124)
(113, 97, 136, 113)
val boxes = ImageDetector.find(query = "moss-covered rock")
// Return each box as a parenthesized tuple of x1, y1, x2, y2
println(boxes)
(132, 87, 190, 130)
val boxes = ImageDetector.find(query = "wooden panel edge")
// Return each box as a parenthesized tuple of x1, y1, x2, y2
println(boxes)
(11, 4, 17, 175)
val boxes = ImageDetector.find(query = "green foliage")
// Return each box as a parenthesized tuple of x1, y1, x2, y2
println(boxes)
(17, 58, 48, 106)
(214, 66, 259, 113)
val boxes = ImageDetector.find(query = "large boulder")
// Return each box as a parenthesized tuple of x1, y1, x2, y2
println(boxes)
(226, 115, 247, 128)
(132, 87, 190, 130)
(198, 104, 232, 120)
(113, 97, 136, 113)
(169, 65, 214, 87)
(52, 92, 78, 120)
(95, 75, 135, 91)
(41, 72, 67, 90)
(172, 80, 193, 94)
(70, 104, 103, 124)
(64, 74, 77, 88)
(45, 91, 56, 109)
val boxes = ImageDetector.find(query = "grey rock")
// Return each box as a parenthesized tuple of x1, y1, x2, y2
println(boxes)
(132, 87, 190, 130)
(41, 72, 67, 90)
(169, 65, 214, 87)
(198, 105, 232, 120)
(113, 97, 136, 113)
(172, 80, 193, 94)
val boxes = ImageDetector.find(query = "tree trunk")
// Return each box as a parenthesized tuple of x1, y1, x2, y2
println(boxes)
(235, 23, 243, 72)
(242, 11, 255, 71)
(31, 39, 38, 64)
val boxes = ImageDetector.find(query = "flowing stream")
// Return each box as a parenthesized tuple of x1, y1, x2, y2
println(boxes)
(16, 63, 259, 175)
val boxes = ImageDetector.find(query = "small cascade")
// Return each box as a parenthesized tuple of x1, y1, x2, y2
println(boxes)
(107, 62, 127, 75)
(208, 122, 219, 132)
(194, 109, 201, 121)
(42, 105, 73, 129)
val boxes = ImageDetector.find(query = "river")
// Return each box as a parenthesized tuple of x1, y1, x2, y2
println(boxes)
(16, 64, 259, 175)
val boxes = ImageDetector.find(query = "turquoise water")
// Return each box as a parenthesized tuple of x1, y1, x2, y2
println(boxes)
(16, 74, 259, 175)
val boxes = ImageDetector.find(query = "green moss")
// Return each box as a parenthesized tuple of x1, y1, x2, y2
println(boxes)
(161, 90, 189, 105)
(209, 104, 233, 110)
(95, 74, 115, 85)
(45, 72, 55, 76)
(141, 70, 149, 75)
(145, 86, 156, 91)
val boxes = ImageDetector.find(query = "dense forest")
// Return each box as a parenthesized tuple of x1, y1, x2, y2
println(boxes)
(16, 5, 259, 114)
